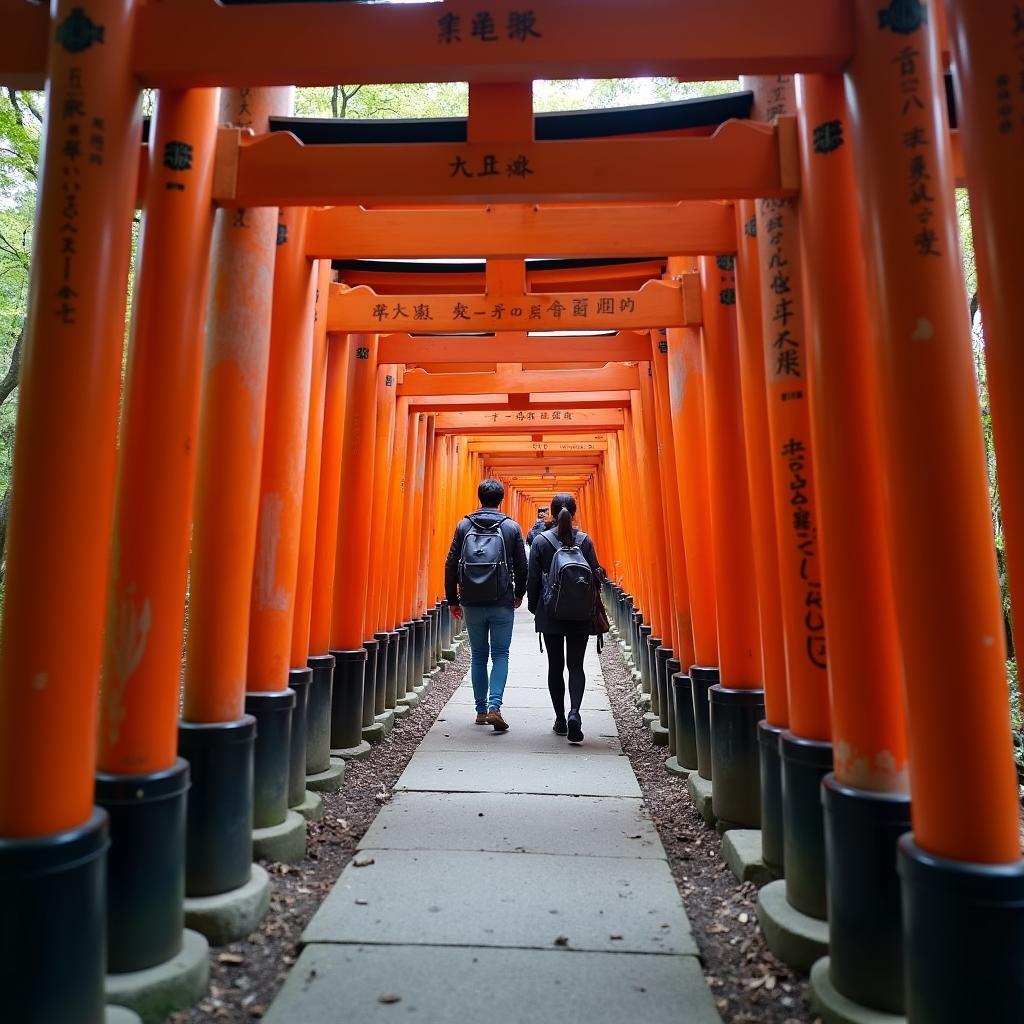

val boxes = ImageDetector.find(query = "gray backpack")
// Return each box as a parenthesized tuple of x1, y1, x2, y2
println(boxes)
(457, 515, 510, 606)
(541, 532, 595, 621)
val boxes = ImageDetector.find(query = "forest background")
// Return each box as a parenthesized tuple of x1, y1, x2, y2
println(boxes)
(0, 76, 1014, 720)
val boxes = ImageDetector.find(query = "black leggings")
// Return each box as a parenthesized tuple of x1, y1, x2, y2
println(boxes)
(544, 633, 589, 715)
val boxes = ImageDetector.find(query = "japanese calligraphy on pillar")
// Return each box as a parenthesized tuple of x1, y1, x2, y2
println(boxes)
(55, 64, 91, 324)
(992, 4, 1024, 134)
(753, 74, 828, 674)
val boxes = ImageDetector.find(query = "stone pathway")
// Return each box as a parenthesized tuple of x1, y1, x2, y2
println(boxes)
(265, 609, 721, 1023)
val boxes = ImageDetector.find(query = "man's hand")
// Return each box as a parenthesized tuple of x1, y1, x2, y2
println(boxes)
(514, 597, 523, 609)
(450, 605, 463, 621)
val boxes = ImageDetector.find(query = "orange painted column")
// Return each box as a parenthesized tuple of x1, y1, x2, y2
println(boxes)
(93, 88, 217, 976)
(698, 254, 764, 826)
(404, 415, 429, 691)
(182, 86, 294, 896)
(292, 263, 333, 776)
(0, 1, 140, 1014)
(381, 398, 411, 704)
(944, 0, 1024, 661)
(796, 72, 911, 1013)
(414, 417, 437, 681)
(733, 204, 791, 874)
(246, 206, 317, 824)
(396, 411, 423, 695)
(846, 4, 1024, 1016)
(329, 332, 379, 752)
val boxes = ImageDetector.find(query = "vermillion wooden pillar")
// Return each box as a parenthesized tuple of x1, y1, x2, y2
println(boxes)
(413, 417, 437, 685)
(95, 87, 218, 980)
(796, 73, 910, 1016)
(0, 2, 140, 1017)
(246, 206, 316, 835)
(733, 206, 790, 875)
(292, 263, 333, 777)
(651, 347, 698, 771)
(396, 411, 424, 697)
(306, 330, 352, 762)
(383, 398, 412, 701)
(181, 86, 292, 904)
(329, 332, 379, 753)
(744, 73, 833, 920)
(402, 415, 429, 694)
(698, 254, 764, 828)
(366, 364, 398, 720)
(944, 0, 1024, 664)
(846, 4, 1023, 1018)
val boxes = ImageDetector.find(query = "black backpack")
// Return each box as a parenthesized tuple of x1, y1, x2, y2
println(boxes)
(541, 531, 595, 621)
(457, 514, 510, 606)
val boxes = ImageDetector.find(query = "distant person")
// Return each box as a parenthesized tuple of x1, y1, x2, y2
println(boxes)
(445, 478, 528, 733)
(526, 507, 549, 546)
(527, 493, 604, 744)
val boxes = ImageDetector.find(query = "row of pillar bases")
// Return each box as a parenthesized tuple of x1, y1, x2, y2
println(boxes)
(0, 600, 459, 1024)
(605, 580, 1024, 1022)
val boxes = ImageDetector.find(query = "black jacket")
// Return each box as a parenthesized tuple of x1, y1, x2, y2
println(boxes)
(526, 519, 547, 545)
(527, 527, 604, 635)
(444, 509, 528, 608)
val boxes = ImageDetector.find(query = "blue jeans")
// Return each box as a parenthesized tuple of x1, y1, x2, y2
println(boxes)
(462, 604, 515, 712)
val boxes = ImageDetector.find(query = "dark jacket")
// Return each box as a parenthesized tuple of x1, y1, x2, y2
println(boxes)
(527, 526, 604, 635)
(444, 509, 528, 608)
(526, 519, 547, 545)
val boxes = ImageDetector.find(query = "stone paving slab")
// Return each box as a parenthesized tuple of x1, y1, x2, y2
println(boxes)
(423, 707, 621, 753)
(396, 749, 641, 797)
(264, 944, 720, 1024)
(302, 848, 697, 955)
(358, 791, 664, 858)
(449, 685, 612, 711)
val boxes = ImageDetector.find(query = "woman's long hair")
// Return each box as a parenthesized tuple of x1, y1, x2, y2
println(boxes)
(550, 492, 577, 546)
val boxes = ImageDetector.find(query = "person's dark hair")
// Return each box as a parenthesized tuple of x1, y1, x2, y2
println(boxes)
(478, 478, 505, 508)
(550, 492, 577, 545)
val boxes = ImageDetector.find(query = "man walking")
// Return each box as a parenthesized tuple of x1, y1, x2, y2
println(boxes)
(526, 507, 549, 545)
(445, 478, 528, 732)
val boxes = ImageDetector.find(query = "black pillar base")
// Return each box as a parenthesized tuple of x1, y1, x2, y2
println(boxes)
(385, 629, 401, 709)
(708, 684, 764, 828)
(401, 621, 416, 694)
(440, 600, 452, 649)
(179, 716, 256, 896)
(96, 759, 189, 974)
(672, 673, 698, 770)
(689, 665, 719, 781)
(638, 624, 653, 694)
(305, 653, 334, 775)
(393, 625, 409, 706)
(665, 657, 681, 755)
(655, 647, 672, 730)
(631, 610, 642, 666)
(823, 774, 911, 1014)
(425, 608, 438, 671)
(781, 731, 833, 919)
(413, 617, 428, 684)
(758, 720, 786, 874)
(646, 635, 662, 714)
(898, 834, 1024, 1022)
(373, 632, 390, 716)
(0, 807, 109, 1024)
(361, 640, 379, 729)
(329, 648, 366, 750)
(287, 668, 311, 808)
(245, 688, 295, 829)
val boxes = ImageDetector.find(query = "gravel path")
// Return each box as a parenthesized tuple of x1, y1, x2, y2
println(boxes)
(598, 639, 820, 1024)
(167, 643, 471, 1024)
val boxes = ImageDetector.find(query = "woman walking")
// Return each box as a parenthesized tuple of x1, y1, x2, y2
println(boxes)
(527, 493, 604, 744)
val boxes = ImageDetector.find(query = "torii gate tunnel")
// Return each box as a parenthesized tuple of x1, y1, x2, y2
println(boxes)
(0, 2, 1022, 1022)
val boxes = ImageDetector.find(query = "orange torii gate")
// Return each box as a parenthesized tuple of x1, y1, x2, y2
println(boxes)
(1, 3, 1021, 1023)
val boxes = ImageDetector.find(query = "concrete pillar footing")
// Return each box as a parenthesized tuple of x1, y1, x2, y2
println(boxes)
(392, 703, 412, 719)
(810, 958, 905, 1024)
(105, 928, 210, 1023)
(756, 878, 829, 973)
(722, 828, 777, 887)
(107, 1007, 143, 1024)
(376, 710, 396, 735)
(642, 711, 658, 725)
(332, 740, 371, 761)
(293, 790, 323, 822)
(306, 757, 346, 792)
(686, 773, 716, 827)
(183, 864, 271, 946)
(253, 809, 306, 863)
(441, 648, 457, 662)
(665, 756, 690, 778)
(649, 721, 669, 746)
(397, 692, 421, 709)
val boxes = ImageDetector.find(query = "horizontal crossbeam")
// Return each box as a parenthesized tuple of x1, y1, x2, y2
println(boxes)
(380, 331, 652, 364)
